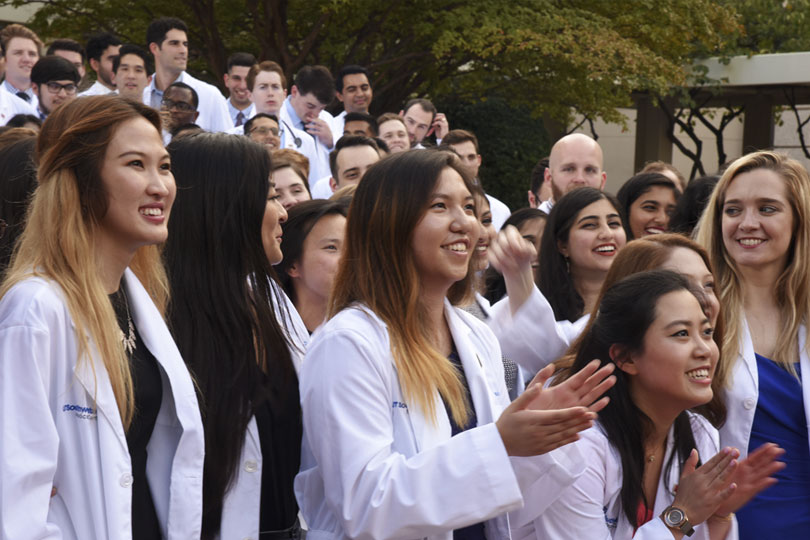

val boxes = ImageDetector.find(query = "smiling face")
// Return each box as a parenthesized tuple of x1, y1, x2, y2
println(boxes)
(628, 185, 678, 238)
(620, 290, 718, 418)
(250, 70, 286, 116)
(411, 167, 479, 296)
(474, 196, 495, 272)
(379, 118, 409, 153)
(448, 140, 481, 179)
(547, 134, 606, 201)
(96, 116, 175, 257)
(661, 247, 720, 328)
(273, 166, 311, 210)
(262, 182, 288, 264)
(559, 198, 626, 279)
(224, 65, 251, 108)
(338, 73, 372, 113)
(721, 168, 794, 274)
(247, 116, 280, 148)
(5, 37, 39, 88)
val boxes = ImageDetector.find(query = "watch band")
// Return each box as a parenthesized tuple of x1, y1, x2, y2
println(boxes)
(661, 506, 695, 537)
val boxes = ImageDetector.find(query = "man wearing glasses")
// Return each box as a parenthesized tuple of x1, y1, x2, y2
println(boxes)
(160, 82, 199, 144)
(30, 55, 79, 120)
(244, 113, 281, 149)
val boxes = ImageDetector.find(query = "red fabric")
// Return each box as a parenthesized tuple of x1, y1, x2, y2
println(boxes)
(633, 502, 654, 536)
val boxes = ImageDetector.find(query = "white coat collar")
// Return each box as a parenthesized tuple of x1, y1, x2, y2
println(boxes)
(407, 299, 503, 452)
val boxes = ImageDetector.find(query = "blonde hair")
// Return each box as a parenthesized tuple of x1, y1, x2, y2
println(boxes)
(694, 151, 810, 383)
(329, 150, 477, 426)
(1, 96, 169, 430)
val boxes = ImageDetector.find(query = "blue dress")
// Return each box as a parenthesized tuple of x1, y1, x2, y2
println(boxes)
(737, 353, 810, 539)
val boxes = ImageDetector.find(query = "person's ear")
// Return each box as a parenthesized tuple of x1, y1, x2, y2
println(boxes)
(557, 239, 568, 258)
(31, 83, 40, 98)
(287, 262, 301, 279)
(609, 344, 637, 375)
(193, 111, 199, 122)
(329, 177, 339, 192)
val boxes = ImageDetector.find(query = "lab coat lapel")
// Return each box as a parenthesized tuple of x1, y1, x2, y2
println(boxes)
(739, 316, 759, 391)
(446, 302, 500, 426)
(73, 338, 129, 452)
(797, 325, 810, 453)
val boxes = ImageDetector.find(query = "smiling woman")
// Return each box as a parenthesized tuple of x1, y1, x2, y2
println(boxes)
(616, 172, 681, 241)
(0, 95, 204, 539)
(296, 150, 617, 540)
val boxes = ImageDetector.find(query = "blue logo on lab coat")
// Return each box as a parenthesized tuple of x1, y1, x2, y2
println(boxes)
(62, 403, 97, 420)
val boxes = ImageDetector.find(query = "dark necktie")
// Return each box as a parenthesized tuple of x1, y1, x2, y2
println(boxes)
(235, 111, 245, 127)
(15, 91, 30, 102)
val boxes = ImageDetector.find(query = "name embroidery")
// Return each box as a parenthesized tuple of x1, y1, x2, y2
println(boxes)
(392, 401, 408, 409)
(62, 404, 97, 420)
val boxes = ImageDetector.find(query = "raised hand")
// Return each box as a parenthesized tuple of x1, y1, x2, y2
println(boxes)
(523, 360, 615, 413)
(488, 225, 536, 314)
(496, 383, 595, 456)
(670, 448, 739, 526)
(306, 117, 334, 148)
(712, 443, 785, 517)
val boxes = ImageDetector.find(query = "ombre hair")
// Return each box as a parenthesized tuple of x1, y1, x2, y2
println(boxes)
(694, 151, 810, 382)
(329, 149, 478, 426)
(1, 95, 168, 430)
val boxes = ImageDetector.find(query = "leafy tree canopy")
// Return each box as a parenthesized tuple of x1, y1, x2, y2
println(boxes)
(5, 0, 739, 123)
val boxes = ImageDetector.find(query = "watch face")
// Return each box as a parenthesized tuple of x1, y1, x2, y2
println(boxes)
(665, 508, 685, 526)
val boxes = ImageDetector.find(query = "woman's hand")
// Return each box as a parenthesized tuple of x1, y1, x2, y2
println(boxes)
(488, 226, 536, 315)
(670, 448, 739, 526)
(523, 360, 615, 413)
(496, 383, 595, 457)
(712, 443, 785, 517)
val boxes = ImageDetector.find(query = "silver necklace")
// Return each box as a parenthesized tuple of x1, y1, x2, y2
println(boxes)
(118, 288, 136, 354)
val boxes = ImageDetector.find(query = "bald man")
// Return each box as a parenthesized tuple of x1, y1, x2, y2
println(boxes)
(539, 133, 606, 213)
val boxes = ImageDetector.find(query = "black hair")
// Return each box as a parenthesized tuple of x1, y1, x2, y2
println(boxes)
(165, 81, 199, 109)
(226, 51, 256, 72)
(170, 123, 202, 138)
(276, 199, 348, 305)
(537, 187, 621, 322)
(85, 32, 121, 62)
(30, 55, 80, 85)
(530, 157, 549, 201)
(146, 17, 188, 48)
(373, 137, 389, 154)
(616, 172, 680, 240)
(293, 65, 335, 105)
(47, 38, 85, 61)
(569, 269, 704, 529)
(6, 114, 41, 128)
(243, 113, 278, 135)
(164, 133, 297, 539)
(0, 137, 36, 273)
(112, 43, 151, 73)
(669, 175, 720, 236)
(336, 64, 371, 93)
(403, 98, 437, 122)
(329, 135, 380, 180)
(483, 208, 548, 304)
(343, 111, 377, 136)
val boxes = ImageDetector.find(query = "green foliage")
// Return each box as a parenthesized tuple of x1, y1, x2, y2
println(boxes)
(436, 96, 549, 211)
(719, 0, 810, 54)
(2, 0, 739, 123)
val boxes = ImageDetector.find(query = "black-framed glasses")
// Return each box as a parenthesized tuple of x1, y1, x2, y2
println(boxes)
(45, 82, 77, 95)
(161, 98, 195, 112)
(249, 126, 279, 136)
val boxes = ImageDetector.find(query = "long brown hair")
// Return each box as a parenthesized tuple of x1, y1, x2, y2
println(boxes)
(2, 96, 168, 429)
(556, 233, 726, 426)
(329, 150, 478, 425)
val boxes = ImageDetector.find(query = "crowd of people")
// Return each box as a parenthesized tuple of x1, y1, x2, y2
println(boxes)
(0, 14, 806, 540)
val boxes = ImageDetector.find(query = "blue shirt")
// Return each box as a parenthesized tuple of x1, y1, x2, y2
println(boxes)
(738, 353, 810, 539)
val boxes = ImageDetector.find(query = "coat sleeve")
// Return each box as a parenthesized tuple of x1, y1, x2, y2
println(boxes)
(299, 326, 524, 540)
(0, 319, 62, 540)
(487, 286, 587, 374)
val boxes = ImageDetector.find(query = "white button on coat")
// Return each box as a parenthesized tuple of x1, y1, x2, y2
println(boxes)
(119, 474, 133, 488)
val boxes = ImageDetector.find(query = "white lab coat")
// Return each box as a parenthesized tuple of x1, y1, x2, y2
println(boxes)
(517, 413, 738, 540)
(279, 97, 335, 181)
(295, 300, 585, 540)
(488, 286, 589, 374)
(143, 71, 233, 133)
(0, 269, 204, 540)
(0, 87, 37, 125)
(218, 283, 309, 540)
(720, 320, 810, 459)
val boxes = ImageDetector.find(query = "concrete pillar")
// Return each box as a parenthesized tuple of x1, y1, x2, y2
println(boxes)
(634, 95, 672, 171)
(742, 99, 774, 152)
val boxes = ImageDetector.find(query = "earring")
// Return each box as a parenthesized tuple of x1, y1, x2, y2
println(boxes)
(565, 256, 570, 273)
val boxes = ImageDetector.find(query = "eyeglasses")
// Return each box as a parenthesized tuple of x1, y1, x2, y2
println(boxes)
(161, 98, 195, 112)
(45, 82, 77, 95)
(249, 126, 279, 136)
